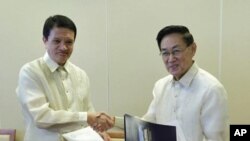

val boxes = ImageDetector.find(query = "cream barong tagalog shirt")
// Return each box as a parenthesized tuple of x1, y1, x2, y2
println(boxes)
(143, 62, 228, 141)
(16, 52, 95, 141)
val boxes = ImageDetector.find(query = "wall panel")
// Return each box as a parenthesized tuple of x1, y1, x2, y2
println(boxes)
(222, 0, 250, 123)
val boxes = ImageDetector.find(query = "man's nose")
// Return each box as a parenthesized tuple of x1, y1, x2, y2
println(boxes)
(167, 53, 175, 62)
(60, 42, 67, 50)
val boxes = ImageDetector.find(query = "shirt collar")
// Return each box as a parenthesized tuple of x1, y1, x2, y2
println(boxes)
(172, 62, 199, 87)
(43, 52, 70, 73)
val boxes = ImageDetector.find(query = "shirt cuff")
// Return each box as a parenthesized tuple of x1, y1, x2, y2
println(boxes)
(79, 112, 87, 121)
(114, 116, 124, 129)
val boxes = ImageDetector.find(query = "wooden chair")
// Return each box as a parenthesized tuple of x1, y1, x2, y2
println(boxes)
(108, 131, 124, 138)
(108, 130, 124, 141)
(0, 129, 16, 141)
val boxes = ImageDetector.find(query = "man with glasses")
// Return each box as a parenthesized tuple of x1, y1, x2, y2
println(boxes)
(142, 25, 228, 141)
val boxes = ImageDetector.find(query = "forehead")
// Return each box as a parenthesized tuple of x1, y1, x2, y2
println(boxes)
(49, 27, 75, 39)
(160, 33, 185, 50)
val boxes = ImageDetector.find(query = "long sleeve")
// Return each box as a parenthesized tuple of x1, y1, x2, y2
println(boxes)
(142, 77, 168, 122)
(142, 88, 157, 122)
(16, 60, 94, 133)
(114, 116, 124, 129)
(201, 84, 228, 141)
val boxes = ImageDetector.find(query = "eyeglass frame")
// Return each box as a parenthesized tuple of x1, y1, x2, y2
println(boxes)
(159, 45, 190, 58)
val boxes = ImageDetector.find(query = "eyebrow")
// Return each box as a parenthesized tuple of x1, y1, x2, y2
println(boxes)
(161, 45, 180, 51)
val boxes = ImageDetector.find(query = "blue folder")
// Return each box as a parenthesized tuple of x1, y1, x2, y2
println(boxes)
(124, 114, 177, 141)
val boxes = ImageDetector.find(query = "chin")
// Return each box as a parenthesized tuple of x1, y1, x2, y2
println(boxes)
(169, 70, 178, 75)
(57, 60, 66, 65)
(58, 58, 67, 64)
(171, 72, 181, 78)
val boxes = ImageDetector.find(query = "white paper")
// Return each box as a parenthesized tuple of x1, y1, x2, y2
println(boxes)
(62, 126, 104, 141)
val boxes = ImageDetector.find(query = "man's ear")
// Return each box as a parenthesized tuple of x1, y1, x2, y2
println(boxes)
(42, 37, 48, 49)
(191, 42, 197, 56)
(42, 37, 47, 44)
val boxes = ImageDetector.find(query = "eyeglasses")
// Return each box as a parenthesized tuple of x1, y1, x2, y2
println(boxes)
(159, 46, 189, 58)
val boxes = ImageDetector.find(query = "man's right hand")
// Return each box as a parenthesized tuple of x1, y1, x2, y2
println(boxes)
(87, 112, 115, 132)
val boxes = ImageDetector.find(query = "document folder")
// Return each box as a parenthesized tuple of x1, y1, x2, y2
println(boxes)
(124, 114, 177, 141)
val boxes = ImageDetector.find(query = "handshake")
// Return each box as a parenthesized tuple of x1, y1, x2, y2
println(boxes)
(87, 112, 115, 132)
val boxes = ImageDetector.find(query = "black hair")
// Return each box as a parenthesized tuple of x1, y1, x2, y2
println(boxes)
(156, 25, 194, 51)
(43, 15, 77, 40)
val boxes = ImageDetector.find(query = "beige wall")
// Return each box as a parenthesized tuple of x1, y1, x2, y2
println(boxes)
(0, 0, 249, 140)
(222, 0, 250, 123)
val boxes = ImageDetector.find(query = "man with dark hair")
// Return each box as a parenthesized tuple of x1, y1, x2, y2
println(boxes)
(142, 25, 228, 141)
(16, 15, 113, 141)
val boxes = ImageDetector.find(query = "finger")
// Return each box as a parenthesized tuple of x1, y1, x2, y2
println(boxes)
(106, 118, 114, 128)
(96, 114, 114, 130)
(98, 118, 112, 129)
(97, 121, 109, 131)
(99, 112, 112, 120)
(98, 114, 113, 125)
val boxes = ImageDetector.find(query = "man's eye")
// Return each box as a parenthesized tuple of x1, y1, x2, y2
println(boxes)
(162, 52, 168, 55)
(66, 41, 73, 45)
(162, 51, 169, 56)
(172, 50, 181, 55)
(53, 40, 60, 44)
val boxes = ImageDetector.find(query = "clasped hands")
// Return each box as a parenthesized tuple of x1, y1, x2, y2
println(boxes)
(87, 112, 115, 132)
